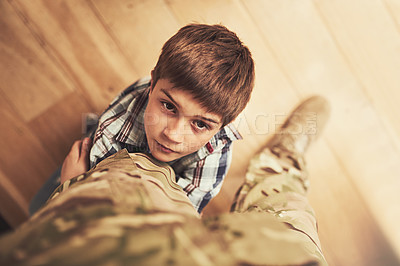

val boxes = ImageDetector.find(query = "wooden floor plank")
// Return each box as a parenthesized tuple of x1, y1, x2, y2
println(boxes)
(0, 0, 74, 122)
(91, 0, 181, 78)
(0, 93, 58, 227)
(313, 0, 400, 149)
(384, 0, 400, 30)
(12, 0, 139, 113)
(312, 0, 400, 258)
(28, 91, 94, 167)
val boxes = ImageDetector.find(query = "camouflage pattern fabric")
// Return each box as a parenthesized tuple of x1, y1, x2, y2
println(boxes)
(0, 148, 327, 265)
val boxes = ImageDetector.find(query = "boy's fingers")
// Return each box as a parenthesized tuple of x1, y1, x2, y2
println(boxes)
(82, 137, 92, 151)
(80, 137, 92, 160)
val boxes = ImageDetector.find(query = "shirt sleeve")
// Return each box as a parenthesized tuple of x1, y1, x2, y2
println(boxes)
(89, 77, 151, 168)
(176, 141, 233, 213)
(104, 77, 150, 113)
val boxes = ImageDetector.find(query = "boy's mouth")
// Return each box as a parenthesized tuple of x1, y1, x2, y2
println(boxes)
(156, 141, 176, 154)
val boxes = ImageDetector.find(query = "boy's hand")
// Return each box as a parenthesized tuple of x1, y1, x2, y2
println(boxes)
(60, 137, 92, 183)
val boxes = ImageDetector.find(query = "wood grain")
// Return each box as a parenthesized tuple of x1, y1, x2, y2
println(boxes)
(0, 0, 73, 122)
(0, 92, 57, 226)
(28, 91, 93, 165)
(91, 0, 181, 77)
(11, 0, 140, 113)
(0, 0, 399, 264)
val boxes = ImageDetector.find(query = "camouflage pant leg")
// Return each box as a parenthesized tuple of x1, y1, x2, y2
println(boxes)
(0, 149, 326, 265)
(229, 146, 326, 264)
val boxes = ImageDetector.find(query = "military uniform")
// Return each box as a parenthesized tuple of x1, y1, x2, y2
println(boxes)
(0, 147, 326, 265)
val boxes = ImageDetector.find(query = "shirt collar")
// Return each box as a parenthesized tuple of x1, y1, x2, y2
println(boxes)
(197, 123, 242, 159)
(115, 84, 150, 152)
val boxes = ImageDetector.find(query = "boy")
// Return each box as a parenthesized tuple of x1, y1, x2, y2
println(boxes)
(89, 24, 254, 213)
(30, 23, 255, 214)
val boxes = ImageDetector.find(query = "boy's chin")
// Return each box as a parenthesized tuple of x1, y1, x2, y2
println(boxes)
(150, 150, 181, 162)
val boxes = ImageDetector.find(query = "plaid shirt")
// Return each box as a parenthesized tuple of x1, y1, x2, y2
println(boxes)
(90, 77, 242, 213)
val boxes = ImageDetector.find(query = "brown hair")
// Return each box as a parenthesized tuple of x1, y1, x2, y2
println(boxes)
(152, 24, 255, 127)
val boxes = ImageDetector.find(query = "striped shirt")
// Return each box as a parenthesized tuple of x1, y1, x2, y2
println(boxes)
(89, 77, 242, 213)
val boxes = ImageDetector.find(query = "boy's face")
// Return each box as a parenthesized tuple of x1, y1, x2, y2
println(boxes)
(144, 78, 223, 162)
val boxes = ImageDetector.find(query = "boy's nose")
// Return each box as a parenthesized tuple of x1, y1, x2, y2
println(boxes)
(162, 118, 185, 143)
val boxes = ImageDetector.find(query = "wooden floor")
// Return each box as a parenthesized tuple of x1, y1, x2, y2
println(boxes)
(1, 0, 400, 265)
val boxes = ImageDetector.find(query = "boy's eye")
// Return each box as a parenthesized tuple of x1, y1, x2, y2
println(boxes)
(162, 102, 176, 112)
(194, 120, 209, 130)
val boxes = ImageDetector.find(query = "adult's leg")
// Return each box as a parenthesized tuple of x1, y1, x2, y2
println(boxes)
(227, 96, 330, 265)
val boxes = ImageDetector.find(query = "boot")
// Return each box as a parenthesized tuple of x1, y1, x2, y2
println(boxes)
(231, 96, 330, 212)
(267, 95, 330, 170)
